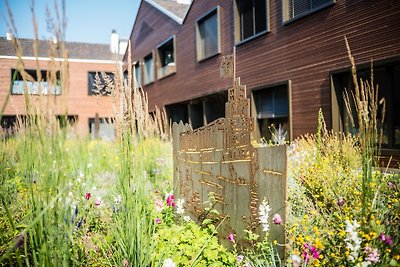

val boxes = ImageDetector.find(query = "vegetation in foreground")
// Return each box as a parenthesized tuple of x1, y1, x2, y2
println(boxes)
(0, 3, 399, 265)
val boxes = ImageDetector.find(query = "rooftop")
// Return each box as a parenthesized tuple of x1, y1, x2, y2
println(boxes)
(0, 37, 118, 61)
(145, 0, 192, 24)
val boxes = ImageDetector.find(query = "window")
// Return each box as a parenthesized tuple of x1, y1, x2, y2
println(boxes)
(11, 69, 61, 95)
(196, 8, 220, 61)
(156, 37, 176, 79)
(56, 115, 77, 128)
(88, 72, 114, 95)
(235, 0, 268, 43)
(283, 0, 334, 22)
(143, 53, 155, 85)
(253, 84, 290, 142)
(134, 61, 141, 87)
(332, 62, 400, 149)
(88, 117, 115, 141)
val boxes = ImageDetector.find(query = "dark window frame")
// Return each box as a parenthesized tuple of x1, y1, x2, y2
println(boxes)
(251, 81, 292, 142)
(234, 0, 269, 44)
(282, 0, 335, 24)
(143, 52, 155, 85)
(196, 6, 221, 62)
(134, 61, 142, 87)
(156, 36, 176, 80)
(10, 68, 61, 95)
(88, 117, 116, 140)
(331, 60, 400, 150)
(88, 71, 114, 96)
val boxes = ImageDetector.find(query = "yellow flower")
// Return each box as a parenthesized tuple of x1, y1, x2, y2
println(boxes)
(315, 238, 324, 250)
(313, 226, 320, 235)
(369, 232, 377, 239)
(339, 230, 346, 237)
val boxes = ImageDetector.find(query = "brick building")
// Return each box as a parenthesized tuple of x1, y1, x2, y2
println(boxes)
(126, 0, 400, 165)
(0, 37, 119, 138)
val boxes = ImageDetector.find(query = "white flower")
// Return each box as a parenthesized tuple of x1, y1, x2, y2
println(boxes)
(344, 220, 362, 263)
(176, 198, 185, 215)
(291, 254, 301, 267)
(162, 258, 176, 267)
(183, 216, 191, 222)
(258, 198, 272, 232)
(114, 195, 122, 205)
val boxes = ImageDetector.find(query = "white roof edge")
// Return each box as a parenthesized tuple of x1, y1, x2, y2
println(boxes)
(0, 55, 120, 64)
(145, 0, 184, 24)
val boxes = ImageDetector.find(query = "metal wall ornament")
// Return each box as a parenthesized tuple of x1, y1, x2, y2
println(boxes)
(172, 50, 287, 255)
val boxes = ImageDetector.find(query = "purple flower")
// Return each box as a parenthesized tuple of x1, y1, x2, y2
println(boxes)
(14, 231, 25, 248)
(237, 255, 244, 263)
(155, 218, 161, 224)
(95, 198, 101, 206)
(227, 233, 235, 243)
(273, 213, 282, 225)
(378, 233, 393, 245)
(337, 196, 345, 207)
(385, 235, 393, 246)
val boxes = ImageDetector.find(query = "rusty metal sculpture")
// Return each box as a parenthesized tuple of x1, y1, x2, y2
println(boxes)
(173, 50, 287, 253)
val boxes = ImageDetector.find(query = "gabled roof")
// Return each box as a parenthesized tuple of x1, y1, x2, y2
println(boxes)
(0, 37, 117, 61)
(145, 0, 192, 24)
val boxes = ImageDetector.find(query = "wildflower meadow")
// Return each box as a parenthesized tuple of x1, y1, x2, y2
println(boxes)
(0, 6, 399, 266)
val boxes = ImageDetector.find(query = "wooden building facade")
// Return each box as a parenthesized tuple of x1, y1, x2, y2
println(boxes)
(127, 0, 400, 164)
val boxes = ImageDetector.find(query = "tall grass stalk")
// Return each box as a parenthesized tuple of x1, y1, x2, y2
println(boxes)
(343, 37, 385, 228)
(1, 1, 170, 266)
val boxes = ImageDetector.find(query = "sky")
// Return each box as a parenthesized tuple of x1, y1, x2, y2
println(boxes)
(0, 0, 140, 44)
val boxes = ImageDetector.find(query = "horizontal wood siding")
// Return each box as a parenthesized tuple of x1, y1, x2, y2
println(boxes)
(130, 0, 400, 139)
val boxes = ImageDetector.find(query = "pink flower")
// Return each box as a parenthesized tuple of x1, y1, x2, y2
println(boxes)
(227, 233, 235, 243)
(237, 254, 244, 263)
(155, 218, 161, 224)
(273, 213, 282, 225)
(85, 192, 91, 200)
(302, 243, 319, 262)
(365, 246, 380, 263)
(155, 198, 164, 213)
(310, 246, 319, 259)
(166, 194, 175, 207)
(95, 199, 101, 206)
